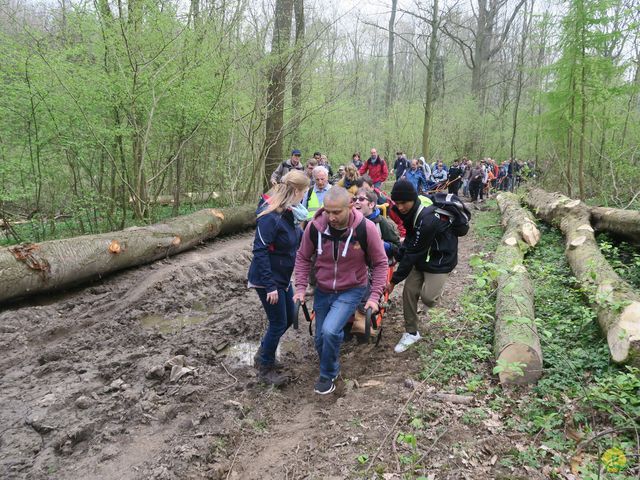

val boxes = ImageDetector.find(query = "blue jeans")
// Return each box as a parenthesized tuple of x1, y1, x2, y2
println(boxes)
(255, 286, 295, 366)
(313, 286, 367, 379)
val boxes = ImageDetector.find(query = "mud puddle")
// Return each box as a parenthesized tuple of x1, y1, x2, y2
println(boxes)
(140, 314, 208, 334)
(222, 341, 281, 367)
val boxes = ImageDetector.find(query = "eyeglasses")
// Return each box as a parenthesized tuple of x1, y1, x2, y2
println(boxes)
(352, 196, 368, 203)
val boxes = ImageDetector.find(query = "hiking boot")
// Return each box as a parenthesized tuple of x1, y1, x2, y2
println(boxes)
(253, 347, 283, 370)
(394, 332, 422, 353)
(258, 365, 288, 387)
(314, 376, 335, 395)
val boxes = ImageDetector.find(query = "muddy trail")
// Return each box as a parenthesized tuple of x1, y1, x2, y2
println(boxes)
(0, 216, 533, 480)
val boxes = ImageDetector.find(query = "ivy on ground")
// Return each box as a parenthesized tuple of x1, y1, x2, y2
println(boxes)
(418, 200, 639, 478)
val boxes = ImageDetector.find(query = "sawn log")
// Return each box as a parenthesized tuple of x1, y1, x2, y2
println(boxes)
(590, 206, 640, 245)
(0, 206, 256, 305)
(524, 188, 640, 365)
(494, 192, 543, 384)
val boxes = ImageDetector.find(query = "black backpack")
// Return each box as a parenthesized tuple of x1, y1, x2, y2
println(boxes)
(426, 192, 471, 226)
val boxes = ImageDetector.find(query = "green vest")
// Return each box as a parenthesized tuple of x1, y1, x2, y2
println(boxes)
(413, 195, 433, 227)
(306, 189, 321, 220)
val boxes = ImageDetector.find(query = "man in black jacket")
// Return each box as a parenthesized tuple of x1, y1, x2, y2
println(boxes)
(447, 159, 463, 195)
(393, 151, 410, 180)
(385, 180, 469, 353)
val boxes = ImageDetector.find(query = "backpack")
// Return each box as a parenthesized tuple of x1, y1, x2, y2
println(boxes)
(307, 217, 370, 264)
(427, 192, 471, 225)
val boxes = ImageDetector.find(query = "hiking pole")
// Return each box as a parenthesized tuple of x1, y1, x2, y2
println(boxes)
(295, 300, 314, 336)
(364, 307, 373, 342)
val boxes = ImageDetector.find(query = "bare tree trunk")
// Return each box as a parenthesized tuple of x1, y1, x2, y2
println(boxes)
(510, 1, 533, 161)
(290, 0, 305, 145)
(566, 70, 576, 197)
(621, 55, 639, 149)
(578, 12, 586, 200)
(471, 0, 526, 109)
(471, 0, 490, 108)
(384, 0, 398, 115)
(263, 0, 294, 190)
(422, 0, 439, 161)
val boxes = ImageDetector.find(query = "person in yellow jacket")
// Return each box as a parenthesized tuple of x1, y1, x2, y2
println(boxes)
(304, 166, 331, 220)
(337, 164, 360, 195)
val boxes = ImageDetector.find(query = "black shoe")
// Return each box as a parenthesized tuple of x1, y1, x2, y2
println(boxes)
(314, 376, 335, 395)
(254, 347, 284, 370)
(258, 365, 288, 387)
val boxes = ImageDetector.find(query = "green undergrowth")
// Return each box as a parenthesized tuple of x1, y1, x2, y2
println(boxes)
(416, 200, 639, 478)
(597, 233, 640, 289)
(0, 198, 225, 247)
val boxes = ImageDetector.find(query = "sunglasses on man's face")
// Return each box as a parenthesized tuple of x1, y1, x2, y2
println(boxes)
(352, 196, 369, 203)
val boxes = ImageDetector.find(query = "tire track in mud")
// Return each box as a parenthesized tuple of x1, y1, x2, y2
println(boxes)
(0, 231, 272, 479)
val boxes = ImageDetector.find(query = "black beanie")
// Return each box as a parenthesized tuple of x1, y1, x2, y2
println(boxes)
(391, 179, 418, 202)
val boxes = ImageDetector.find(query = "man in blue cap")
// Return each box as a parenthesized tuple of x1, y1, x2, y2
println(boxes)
(271, 149, 305, 185)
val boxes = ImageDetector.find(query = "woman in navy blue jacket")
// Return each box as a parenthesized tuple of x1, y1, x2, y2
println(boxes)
(248, 170, 310, 386)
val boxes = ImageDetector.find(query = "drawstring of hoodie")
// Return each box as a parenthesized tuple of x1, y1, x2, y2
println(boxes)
(316, 225, 354, 258)
(341, 227, 354, 257)
(317, 229, 323, 256)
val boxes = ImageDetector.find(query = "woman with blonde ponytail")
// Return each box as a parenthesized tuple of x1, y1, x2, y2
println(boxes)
(248, 170, 310, 386)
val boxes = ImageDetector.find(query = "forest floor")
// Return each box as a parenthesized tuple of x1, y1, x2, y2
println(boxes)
(0, 200, 637, 479)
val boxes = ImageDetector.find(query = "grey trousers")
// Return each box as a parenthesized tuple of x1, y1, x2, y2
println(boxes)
(401, 268, 448, 333)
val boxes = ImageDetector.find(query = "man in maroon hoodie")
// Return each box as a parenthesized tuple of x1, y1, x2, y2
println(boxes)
(293, 187, 388, 394)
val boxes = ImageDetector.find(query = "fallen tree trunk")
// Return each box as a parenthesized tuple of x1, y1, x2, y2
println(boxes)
(132, 192, 220, 206)
(0, 206, 256, 305)
(590, 206, 640, 245)
(494, 192, 543, 384)
(525, 188, 640, 365)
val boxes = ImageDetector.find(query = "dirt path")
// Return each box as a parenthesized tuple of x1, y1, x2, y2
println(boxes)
(0, 220, 532, 479)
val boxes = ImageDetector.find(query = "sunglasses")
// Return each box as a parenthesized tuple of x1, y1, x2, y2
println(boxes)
(352, 196, 369, 203)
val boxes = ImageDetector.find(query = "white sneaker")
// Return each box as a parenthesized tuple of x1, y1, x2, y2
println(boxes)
(394, 332, 421, 353)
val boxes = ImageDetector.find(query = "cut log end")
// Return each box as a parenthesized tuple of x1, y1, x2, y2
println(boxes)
(577, 224, 595, 233)
(211, 209, 225, 221)
(504, 237, 518, 246)
(497, 344, 543, 385)
(608, 302, 640, 365)
(171, 236, 181, 247)
(570, 236, 586, 248)
(108, 240, 122, 254)
(521, 222, 540, 247)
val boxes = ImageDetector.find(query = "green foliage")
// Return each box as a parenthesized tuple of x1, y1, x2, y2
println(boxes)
(418, 206, 639, 477)
(492, 359, 526, 377)
(500, 222, 639, 474)
(540, 0, 639, 202)
(598, 235, 640, 288)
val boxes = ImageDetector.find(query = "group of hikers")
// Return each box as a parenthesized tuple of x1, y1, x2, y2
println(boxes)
(271, 149, 532, 205)
(250, 147, 478, 395)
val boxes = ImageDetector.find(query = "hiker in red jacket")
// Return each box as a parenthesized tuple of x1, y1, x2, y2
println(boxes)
(359, 148, 388, 188)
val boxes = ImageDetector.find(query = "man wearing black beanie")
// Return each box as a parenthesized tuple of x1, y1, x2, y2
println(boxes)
(386, 180, 469, 353)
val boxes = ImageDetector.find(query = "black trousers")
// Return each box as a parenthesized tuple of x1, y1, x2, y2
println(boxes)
(469, 180, 482, 201)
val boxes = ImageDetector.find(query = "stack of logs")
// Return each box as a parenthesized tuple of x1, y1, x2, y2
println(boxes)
(492, 189, 639, 385)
